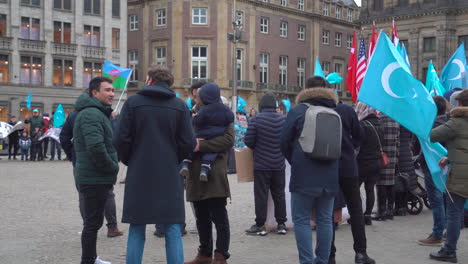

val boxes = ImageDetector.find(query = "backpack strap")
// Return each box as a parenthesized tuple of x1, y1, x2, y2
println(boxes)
(364, 120, 383, 152)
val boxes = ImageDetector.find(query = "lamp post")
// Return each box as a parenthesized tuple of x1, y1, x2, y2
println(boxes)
(228, 0, 242, 113)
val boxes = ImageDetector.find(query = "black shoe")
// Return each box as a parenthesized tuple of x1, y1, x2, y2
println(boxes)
(276, 224, 287, 235)
(385, 209, 394, 220)
(355, 252, 376, 264)
(153, 230, 165, 238)
(329, 256, 336, 264)
(364, 215, 372, 225)
(430, 248, 457, 263)
(245, 224, 267, 236)
(372, 214, 386, 221)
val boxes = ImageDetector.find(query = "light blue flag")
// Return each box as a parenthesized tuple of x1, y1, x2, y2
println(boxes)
(440, 43, 466, 90)
(426, 61, 446, 96)
(53, 104, 66, 128)
(237, 96, 247, 114)
(176, 93, 180, 98)
(326, 72, 343, 84)
(399, 44, 411, 71)
(281, 99, 291, 113)
(25, 93, 32, 110)
(358, 33, 437, 139)
(185, 98, 192, 110)
(314, 57, 325, 78)
(418, 136, 448, 193)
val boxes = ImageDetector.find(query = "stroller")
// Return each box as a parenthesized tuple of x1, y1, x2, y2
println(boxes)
(394, 167, 430, 215)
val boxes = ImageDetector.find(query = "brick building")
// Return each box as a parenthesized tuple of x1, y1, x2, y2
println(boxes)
(127, 0, 359, 108)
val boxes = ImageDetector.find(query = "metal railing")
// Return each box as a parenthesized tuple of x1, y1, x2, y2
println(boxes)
(229, 80, 254, 90)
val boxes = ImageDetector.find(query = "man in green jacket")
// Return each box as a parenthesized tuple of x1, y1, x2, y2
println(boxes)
(25, 109, 45, 131)
(429, 89, 468, 263)
(73, 76, 119, 264)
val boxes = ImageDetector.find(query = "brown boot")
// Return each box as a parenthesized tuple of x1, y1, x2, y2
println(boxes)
(107, 227, 124, 237)
(184, 251, 212, 264)
(212, 252, 227, 264)
(417, 234, 443, 246)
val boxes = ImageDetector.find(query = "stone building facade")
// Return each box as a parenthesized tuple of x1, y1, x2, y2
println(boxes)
(359, 0, 468, 82)
(127, 0, 359, 108)
(0, 0, 127, 123)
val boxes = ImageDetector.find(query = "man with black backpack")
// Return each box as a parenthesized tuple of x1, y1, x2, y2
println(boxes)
(281, 84, 341, 264)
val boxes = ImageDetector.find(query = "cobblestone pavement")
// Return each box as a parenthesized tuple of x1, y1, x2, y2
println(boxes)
(0, 160, 467, 264)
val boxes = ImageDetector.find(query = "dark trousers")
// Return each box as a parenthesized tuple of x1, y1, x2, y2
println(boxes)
(31, 143, 42, 161)
(395, 191, 408, 210)
(254, 170, 287, 225)
(77, 184, 117, 229)
(21, 149, 29, 160)
(376, 185, 395, 215)
(358, 160, 381, 215)
(331, 176, 368, 256)
(42, 137, 49, 157)
(50, 139, 62, 160)
(8, 139, 18, 159)
(187, 152, 218, 167)
(193, 198, 230, 259)
(78, 184, 113, 264)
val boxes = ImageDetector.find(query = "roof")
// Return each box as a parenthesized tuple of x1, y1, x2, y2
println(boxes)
(332, 0, 358, 7)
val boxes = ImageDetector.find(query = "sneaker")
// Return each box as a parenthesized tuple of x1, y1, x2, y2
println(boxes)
(430, 248, 457, 263)
(154, 230, 165, 237)
(107, 227, 124, 238)
(199, 171, 208, 182)
(277, 224, 287, 235)
(179, 167, 190, 179)
(245, 224, 267, 236)
(95, 256, 112, 264)
(418, 234, 443, 246)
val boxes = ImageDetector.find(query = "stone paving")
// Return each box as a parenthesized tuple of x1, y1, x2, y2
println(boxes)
(0, 160, 467, 264)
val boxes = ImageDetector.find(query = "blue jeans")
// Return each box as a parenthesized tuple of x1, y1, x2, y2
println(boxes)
(291, 192, 334, 264)
(424, 170, 446, 238)
(50, 139, 61, 160)
(444, 193, 467, 253)
(126, 224, 184, 264)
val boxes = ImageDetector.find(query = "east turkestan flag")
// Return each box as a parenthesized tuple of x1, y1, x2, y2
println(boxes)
(103, 60, 133, 90)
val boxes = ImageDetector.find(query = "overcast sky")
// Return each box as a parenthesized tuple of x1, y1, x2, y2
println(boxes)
(355, 0, 361, 6)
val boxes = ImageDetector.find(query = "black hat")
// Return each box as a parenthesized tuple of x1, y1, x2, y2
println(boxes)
(259, 92, 277, 112)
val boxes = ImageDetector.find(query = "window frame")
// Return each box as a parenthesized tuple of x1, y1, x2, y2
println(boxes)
(83, 61, 102, 87)
(280, 21, 288, 38)
(21, 0, 41, 7)
(279, 56, 288, 86)
(259, 53, 269, 84)
(322, 61, 330, 75)
(83, 0, 100, 15)
(192, 8, 208, 25)
(322, 30, 330, 45)
(298, 0, 304, 11)
(53, 0, 72, 10)
(53, 59, 74, 87)
(129, 15, 138, 31)
(347, 34, 353, 49)
(156, 9, 167, 26)
(281, 0, 287, 7)
(297, 58, 306, 88)
(0, 54, 9, 83)
(423, 37, 436, 53)
(335, 5, 342, 19)
(335, 32, 342, 47)
(298, 25, 305, 41)
(323, 2, 329, 16)
(155, 47, 167, 66)
(20, 56, 43, 85)
(347, 8, 353, 22)
(260, 17, 269, 34)
(191, 46, 208, 79)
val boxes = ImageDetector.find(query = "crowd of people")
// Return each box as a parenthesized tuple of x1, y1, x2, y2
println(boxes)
(3, 64, 461, 264)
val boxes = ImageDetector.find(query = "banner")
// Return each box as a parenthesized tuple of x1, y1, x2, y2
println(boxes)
(39, 127, 62, 143)
(0, 121, 25, 139)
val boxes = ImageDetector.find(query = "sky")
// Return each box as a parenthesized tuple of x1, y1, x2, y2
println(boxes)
(355, 0, 362, 6)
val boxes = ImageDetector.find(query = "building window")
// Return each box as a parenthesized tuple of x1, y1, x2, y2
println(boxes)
(260, 17, 269, 34)
(157, 9, 166, 26)
(53, 21, 71, 43)
(192, 46, 208, 79)
(322, 61, 330, 75)
(21, 0, 40, 6)
(112, 28, 120, 49)
(423, 37, 436, 52)
(129, 15, 138, 31)
(53, 59, 73, 87)
(84, 0, 100, 15)
(236, 49, 243, 81)
(322, 30, 329, 45)
(192, 8, 208, 25)
(281, 0, 287, 7)
(298, 25, 305, 41)
(83, 62, 102, 87)
(0, 14, 6, 37)
(279, 56, 288, 86)
(347, 34, 353, 49)
(20, 17, 40, 40)
(297, 58, 305, 88)
(112, 0, 120, 17)
(261, 0, 269, 2)
(155, 47, 166, 66)
(0, 54, 8, 83)
(83, 25, 100, 47)
(323, 2, 329, 16)
(335, 63, 342, 90)
(298, 0, 304, 11)
(260, 53, 269, 84)
(347, 9, 353, 21)
(20, 56, 42, 85)
(128, 50, 138, 81)
(335, 32, 342, 47)
(280, 22, 288, 38)
(335, 6, 342, 19)
(458, 35, 468, 50)
(53, 0, 71, 10)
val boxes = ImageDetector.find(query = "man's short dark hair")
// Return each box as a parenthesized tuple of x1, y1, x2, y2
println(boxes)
(89, 76, 113, 97)
(306, 76, 328, 88)
(433, 96, 447, 115)
(147, 65, 174, 86)
(191, 80, 207, 91)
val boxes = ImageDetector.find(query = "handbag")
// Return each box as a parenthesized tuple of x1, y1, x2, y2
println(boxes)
(365, 121, 390, 168)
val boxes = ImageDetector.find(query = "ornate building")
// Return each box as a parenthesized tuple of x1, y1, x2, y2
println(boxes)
(127, 0, 359, 107)
(359, 0, 468, 82)
(0, 0, 127, 122)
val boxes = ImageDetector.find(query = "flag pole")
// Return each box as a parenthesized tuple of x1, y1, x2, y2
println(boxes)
(114, 75, 131, 113)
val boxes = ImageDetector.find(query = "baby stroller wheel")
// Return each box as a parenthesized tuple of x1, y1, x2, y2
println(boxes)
(407, 193, 423, 215)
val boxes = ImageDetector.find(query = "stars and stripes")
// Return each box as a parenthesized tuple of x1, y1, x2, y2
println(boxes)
(356, 35, 367, 92)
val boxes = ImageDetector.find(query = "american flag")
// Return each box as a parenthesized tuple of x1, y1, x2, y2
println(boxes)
(356, 35, 367, 92)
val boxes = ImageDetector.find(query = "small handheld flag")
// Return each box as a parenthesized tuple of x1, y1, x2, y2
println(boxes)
(103, 60, 133, 90)
(314, 57, 325, 78)
(53, 104, 66, 128)
(25, 93, 33, 110)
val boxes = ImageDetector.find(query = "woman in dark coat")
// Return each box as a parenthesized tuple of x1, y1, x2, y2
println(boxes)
(113, 66, 195, 264)
(356, 103, 384, 225)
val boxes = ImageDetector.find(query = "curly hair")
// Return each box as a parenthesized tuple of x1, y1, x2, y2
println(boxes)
(147, 65, 174, 86)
